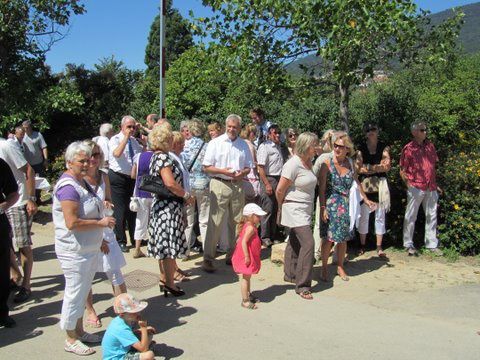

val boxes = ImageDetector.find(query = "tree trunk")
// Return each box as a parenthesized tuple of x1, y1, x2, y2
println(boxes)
(339, 82, 350, 133)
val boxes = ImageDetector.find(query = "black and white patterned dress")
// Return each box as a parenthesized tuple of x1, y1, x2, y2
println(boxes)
(147, 152, 187, 259)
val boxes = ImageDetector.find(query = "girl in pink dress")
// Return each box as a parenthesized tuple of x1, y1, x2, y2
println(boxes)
(232, 203, 267, 310)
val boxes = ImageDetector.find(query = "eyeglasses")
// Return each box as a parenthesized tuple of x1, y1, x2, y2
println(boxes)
(418, 128, 427, 132)
(333, 143, 346, 150)
(126, 125, 136, 129)
(288, 133, 297, 138)
(74, 159, 90, 165)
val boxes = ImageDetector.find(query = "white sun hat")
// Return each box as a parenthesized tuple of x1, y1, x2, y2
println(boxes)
(243, 203, 267, 216)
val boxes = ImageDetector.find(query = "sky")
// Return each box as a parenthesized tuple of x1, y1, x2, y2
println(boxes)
(44, 0, 476, 73)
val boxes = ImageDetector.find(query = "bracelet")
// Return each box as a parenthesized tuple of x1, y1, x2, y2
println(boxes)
(183, 192, 191, 200)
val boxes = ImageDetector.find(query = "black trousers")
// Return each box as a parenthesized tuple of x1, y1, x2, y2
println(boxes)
(0, 216, 11, 318)
(108, 170, 136, 245)
(259, 176, 279, 242)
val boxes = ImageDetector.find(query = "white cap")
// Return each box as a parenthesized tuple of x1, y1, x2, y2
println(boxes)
(242, 203, 267, 216)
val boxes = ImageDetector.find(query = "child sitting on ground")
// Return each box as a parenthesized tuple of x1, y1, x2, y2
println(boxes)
(231, 203, 267, 310)
(102, 293, 156, 360)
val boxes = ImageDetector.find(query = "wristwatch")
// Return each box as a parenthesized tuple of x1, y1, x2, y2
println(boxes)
(29, 196, 37, 202)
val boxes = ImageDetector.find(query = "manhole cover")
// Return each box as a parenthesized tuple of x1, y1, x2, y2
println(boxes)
(123, 269, 161, 292)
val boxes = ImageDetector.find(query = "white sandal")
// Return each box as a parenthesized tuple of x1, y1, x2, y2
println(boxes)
(64, 340, 95, 356)
(79, 332, 102, 343)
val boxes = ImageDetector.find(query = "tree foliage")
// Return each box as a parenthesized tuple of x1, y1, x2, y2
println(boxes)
(198, 0, 464, 131)
(144, 0, 193, 77)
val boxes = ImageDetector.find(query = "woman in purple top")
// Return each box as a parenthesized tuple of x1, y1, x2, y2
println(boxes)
(53, 141, 116, 356)
(131, 150, 154, 258)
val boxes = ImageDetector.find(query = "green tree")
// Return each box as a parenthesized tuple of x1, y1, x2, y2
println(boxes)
(199, 0, 464, 132)
(144, 0, 193, 77)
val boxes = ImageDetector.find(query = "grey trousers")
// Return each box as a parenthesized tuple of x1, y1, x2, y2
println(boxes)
(259, 176, 279, 242)
(284, 225, 314, 293)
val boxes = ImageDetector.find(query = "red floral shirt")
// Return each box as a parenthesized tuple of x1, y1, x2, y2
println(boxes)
(400, 140, 438, 191)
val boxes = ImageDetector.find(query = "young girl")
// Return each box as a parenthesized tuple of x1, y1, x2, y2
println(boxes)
(232, 203, 267, 310)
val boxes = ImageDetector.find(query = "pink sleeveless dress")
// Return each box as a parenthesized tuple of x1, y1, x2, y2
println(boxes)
(232, 223, 262, 275)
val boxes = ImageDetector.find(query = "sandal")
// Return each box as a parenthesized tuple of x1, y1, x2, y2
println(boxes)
(249, 293, 259, 303)
(377, 248, 388, 259)
(336, 270, 349, 281)
(299, 290, 313, 300)
(84, 318, 102, 328)
(241, 299, 258, 310)
(64, 339, 95, 356)
(79, 332, 102, 344)
(173, 272, 190, 283)
(358, 245, 366, 256)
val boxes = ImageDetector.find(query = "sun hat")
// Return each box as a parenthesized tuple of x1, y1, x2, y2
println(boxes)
(243, 203, 267, 216)
(113, 293, 148, 314)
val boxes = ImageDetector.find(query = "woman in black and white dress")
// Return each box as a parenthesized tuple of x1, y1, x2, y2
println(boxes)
(147, 124, 194, 297)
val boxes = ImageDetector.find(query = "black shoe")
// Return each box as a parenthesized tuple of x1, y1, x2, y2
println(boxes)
(119, 243, 129, 253)
(9, 279, 20, 291)
(225, 258, 232, 266)
(0, 316, 16, 328)
(13, 287, 31, 303)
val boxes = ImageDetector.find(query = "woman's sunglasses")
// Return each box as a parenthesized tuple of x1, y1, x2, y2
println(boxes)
(333, 143, 347, 150)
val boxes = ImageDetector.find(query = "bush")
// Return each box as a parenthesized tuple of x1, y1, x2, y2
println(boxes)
(437, 145, 480, 255)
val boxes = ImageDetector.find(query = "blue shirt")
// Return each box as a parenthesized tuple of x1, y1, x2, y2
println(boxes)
(181, 136, 210, 190)
(102, 316, 139, 360)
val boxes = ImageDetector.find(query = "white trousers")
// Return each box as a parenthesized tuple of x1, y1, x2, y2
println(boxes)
(313, 197, 322, 259)
(134, 198, 152, 240)
(358, 202, 386, 235)
(185, 188, 210, 251)
(57, 250, 98, 330)
(403, 187, 438, 249)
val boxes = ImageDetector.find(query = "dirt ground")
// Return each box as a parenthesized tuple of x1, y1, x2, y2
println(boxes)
(1, 214, 479, 359)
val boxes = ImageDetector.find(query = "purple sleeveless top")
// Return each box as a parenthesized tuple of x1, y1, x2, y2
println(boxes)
(135, 151, 154, 198)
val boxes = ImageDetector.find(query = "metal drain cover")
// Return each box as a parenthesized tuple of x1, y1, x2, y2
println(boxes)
(123, 269, 161, 292)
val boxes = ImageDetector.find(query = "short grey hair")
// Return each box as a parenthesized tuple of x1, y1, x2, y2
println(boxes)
(411, 120, 427, 131)
(295, 132, 319, 157)
(188, 118, 205, 137)
(99, 123, 113, 137)
(64, 141, 92, 169)
(121, 115, 135, 126)
(180, 120, 190, 130)
(225, 114, 242, 127)
(22, 120, 32, 127)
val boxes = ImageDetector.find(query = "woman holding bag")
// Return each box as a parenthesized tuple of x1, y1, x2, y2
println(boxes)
(147, 124, 194, 297)
(356, 122, 391, 258)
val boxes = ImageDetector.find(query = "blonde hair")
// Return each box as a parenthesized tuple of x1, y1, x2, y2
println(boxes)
(188, 118, 205, 137)
(83, 139, 105, 168)
(149, 123, 172, 152)
(321, 129, 335, 152)
(171, 131, 184, 147)
(207, 122, 223, 133)
(295, 132, 319, 157)
(240, 123, 257, 139)
(237, 215, 256, 233)
(332, 132, 355, 157)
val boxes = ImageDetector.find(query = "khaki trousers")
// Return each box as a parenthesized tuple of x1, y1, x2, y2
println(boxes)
(203, 178, 245, 261)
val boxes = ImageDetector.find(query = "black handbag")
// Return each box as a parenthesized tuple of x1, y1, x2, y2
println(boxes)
(138, 175, 183, 202)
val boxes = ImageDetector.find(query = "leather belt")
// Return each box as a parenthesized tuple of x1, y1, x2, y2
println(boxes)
(213, 176, 238, 183)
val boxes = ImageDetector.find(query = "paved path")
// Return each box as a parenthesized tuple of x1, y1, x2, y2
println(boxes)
(1, 216, 480, 359)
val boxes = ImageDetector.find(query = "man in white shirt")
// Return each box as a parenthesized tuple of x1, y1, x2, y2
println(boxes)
(108, 115, 144, 252)
(201, 114, 253, 272)
(7, 126, 25, 152)
(93, 123, 114, 170)
(257, 124, 288, 247)
(0, 138, 37, 303)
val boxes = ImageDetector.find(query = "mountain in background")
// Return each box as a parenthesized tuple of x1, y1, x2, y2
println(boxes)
(286, 1, 480, 75)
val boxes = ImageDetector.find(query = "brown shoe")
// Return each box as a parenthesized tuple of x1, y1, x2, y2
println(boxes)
(132, 249, 146, 259)
(202, 260, 216, 273)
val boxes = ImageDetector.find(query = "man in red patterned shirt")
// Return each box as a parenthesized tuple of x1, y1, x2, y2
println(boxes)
(400, 121, 443, 256)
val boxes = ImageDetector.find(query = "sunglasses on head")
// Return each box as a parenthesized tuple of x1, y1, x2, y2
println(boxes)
(334, 143, 346, 150)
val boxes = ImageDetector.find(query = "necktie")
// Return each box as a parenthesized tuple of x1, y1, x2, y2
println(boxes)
(128, 138, 134, 162)
(257, 127, 264, 148)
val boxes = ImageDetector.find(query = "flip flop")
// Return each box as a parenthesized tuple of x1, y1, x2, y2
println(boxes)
(377, 249, 388, 260)
(84, 318, 102, 328)
(299, 290, 313, 300)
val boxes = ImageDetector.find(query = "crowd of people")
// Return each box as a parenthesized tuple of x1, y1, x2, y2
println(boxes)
(0, 111, 443, 358)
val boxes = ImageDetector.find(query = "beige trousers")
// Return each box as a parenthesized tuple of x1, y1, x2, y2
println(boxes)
(203, 179, 245, 261)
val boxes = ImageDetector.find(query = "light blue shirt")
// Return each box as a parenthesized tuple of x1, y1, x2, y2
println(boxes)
(181, 136, 210, 190)
(102, 316, 139, 360)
